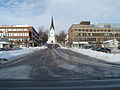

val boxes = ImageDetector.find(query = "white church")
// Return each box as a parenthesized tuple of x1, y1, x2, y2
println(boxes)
(47, 17, 57, 44)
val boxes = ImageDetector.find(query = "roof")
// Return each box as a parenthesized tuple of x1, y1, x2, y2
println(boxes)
(50, 17, 55, 30)
(0, 25, 31, 27)
(104, 39, 118, 43)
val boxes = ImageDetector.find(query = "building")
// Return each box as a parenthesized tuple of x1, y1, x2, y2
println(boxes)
(47, 17, 57, 44)
(68, 21, 120, 47)
(0, 25, 39, 47)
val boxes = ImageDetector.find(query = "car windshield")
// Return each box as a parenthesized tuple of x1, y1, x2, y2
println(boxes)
(0, 0, 120, 89)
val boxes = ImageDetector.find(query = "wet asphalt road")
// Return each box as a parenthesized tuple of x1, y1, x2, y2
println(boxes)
(0, 48, 120, 80)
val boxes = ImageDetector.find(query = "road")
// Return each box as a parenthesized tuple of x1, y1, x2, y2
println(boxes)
(0, 48, 120, 89)
(0, 48, 120, 80)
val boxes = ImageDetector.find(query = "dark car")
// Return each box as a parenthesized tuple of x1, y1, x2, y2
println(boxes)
(82, 46, 91, 49)
(14, 47, 22, 50)
(0, 48, 5, 51)
(82, 46, 94, 49)
(54, 44, 60, 48)
(0, 48, 8, 51)
(8, 48, 17, 51)
(118, 46, 120, 49)
(91, 47, 100, 51)
(47, 44, 53, 49)
(47, 44, 60, 49)
(96, 47, 111, 53)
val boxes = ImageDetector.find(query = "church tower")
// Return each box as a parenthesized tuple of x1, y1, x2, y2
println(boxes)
(47, 17, 56, 44)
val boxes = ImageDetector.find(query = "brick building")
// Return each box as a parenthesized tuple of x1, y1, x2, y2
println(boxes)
(0, 25, 39, 47)
(68, 21, 120, 47)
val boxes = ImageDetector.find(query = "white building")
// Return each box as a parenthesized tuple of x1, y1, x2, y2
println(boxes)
(103, 39, 118, 48)
(47, 17, 57, 44)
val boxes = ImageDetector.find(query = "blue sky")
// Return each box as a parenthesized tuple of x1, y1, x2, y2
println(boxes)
(0, 0, 120, 34)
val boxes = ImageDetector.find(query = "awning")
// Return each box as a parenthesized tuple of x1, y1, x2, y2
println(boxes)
(0, 41, 9, 44)
(73, 42, 89, 44)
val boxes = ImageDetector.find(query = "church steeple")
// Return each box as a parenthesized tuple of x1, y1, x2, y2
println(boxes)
(50, 17, 55, 30)
(47, 17, 56, 44)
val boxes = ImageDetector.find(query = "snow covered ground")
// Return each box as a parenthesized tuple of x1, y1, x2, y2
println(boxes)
(62, 47, 120, 64)
(0, 46, 46, 63)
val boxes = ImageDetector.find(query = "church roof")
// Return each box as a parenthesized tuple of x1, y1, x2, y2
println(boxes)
(50, 17, 55, 30)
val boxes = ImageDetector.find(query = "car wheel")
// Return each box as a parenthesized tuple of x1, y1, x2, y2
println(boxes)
(105, 51, 108, 53)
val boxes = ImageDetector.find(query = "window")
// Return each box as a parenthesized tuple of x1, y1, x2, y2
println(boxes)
(74, 29, 77, 31)
(97, 30, 100, 32)
(86, 33, 89, 36)
(8, 29, 12, 31)
(108, 30, 111, 32)
(90, 29, 92, 32)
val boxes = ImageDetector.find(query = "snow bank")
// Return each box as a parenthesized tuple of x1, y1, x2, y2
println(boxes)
(0, 46, 46, 61)
(64, 47, 120, 64)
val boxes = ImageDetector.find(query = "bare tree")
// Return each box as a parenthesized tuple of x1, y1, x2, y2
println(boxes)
(57, 31, 66, 44)
(38, 26, 48, 45)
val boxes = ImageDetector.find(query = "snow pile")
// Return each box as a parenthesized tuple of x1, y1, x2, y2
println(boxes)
(67, 48, 120, 64)
(0, 46, 46, 61)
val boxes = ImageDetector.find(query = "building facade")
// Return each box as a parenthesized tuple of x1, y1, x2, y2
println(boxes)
(68, 21, 120, 47)
(0, 25, 39, 47)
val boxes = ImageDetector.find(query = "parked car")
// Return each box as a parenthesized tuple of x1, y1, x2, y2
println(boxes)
(91, 47, 100, 51)
(0, 48, 5, 51)
(0, 47, 22, 51)
(8, 48, 17, 51)
(82, 46, 91, 49)
(82, 46, 95, 49)
(47, 44, 53, 49)
(54, 44, 60, 48)
(95, 47, 111, 53)
(118, 46, 120, 49)
(0, 48, 8, 51)
(14, 47, 22, 50)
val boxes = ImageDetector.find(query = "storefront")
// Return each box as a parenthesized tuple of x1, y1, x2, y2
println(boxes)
(72, 42, 89, 48)
(0, 38, 10, 48)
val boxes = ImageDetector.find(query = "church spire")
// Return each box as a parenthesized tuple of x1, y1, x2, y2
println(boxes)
(50, 16, 55, 30)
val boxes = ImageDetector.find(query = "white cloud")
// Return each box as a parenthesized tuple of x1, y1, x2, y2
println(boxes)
(0, 0, 48, 16)
(0, 0, 120, 34)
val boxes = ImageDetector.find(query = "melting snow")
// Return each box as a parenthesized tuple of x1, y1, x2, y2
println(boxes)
(63, 47, 120, 64)
(0, 46, 46, 61)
